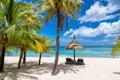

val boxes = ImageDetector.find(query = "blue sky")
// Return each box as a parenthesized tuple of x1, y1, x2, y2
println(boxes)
(17, 0, 120, 46)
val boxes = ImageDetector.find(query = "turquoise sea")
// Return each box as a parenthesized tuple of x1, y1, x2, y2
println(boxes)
(7, 46, 120, 57)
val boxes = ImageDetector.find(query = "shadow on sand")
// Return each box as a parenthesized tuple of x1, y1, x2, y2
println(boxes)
(0, 61, 85, 80)
(113, 69, 120, 75)
(54, 64, 85, 75)
(114, 72, 120, 75)
(113, 70, 120, 75)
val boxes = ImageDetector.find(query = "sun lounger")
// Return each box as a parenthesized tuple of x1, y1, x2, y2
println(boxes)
(65, 58, 75, 64)
(76, 59, 85, 65)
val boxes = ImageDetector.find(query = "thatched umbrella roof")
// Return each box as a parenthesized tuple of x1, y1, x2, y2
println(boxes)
(66, 35, 84, 61)
(66, 35, 83, 50)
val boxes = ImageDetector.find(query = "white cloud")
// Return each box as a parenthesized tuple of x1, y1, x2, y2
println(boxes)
(68, 26, 100, 37)
(105, 34, 120, 38)
(107, 0, 120, 6)
(63, 20, 120, 38)
(63, 29, 73, 37)
(78, 0, 120, 23)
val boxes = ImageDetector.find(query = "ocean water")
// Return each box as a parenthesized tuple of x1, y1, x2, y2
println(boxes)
(6, 46, 120, 57)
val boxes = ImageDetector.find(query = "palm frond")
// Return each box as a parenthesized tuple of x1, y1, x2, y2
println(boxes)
(112, 36, 120, 57)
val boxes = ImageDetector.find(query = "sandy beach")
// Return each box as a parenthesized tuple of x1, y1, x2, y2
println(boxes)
(0, 56, 120, 80)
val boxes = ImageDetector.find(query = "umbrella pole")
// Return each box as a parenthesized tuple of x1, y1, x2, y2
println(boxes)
(74, 50, 75, 62)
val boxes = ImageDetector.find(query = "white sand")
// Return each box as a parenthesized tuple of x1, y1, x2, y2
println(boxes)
(0, 56, 120, 80)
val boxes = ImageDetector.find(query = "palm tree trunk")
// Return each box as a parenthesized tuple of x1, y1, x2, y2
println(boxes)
(18, 47, 24, 68)
(38, 53, 42, 65)
(23, 50, 26, 64)
(0, 34, 8, 72)
(52, 8, 60, 75)
(18, 52, 23, 68)
(0, 46, 6, 72)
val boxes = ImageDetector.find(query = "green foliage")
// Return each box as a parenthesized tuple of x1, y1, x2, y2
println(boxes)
(0, 0, 53, 56)
(39, 0, 83, 30)
(29, 35, 54, 53)
(112, 36, 120, 57)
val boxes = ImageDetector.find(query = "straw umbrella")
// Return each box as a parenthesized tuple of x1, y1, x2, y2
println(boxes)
(66, 35, 84, 62)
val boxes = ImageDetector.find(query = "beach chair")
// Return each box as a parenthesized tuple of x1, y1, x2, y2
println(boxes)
(76, 59, 85, 65)
(65, 58, 74, 64)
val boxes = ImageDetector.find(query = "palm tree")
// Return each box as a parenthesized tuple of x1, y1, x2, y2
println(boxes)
(39, 0, 83, 75)
(18, 2, 44, 65)
(38, 37, 54, 65)
(0, 0, 42, 72)
(30, 36, 54, 65)
(0, 0, 23, 72)
(17, 30, 39, 68)
(112, 36, 120, 57)
(5, 23, 41, 68)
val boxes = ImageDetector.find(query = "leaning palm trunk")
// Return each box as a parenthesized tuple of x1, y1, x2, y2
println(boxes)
(0, 34, 8, 72)
(23, 50, 26, 64)
(38, 53, 42, 65)
(0, 46, 6, 72)
(18, 52, 23, 68)
(52, 8, 60, 75)
(18, 45, 24, 68)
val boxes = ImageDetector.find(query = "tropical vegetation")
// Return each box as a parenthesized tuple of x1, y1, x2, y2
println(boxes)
(39, 0, 83, 75)
(0, 0, 83, 75)
(0, 0, 53, 72)
(30, 36, 54, 65)
(112, 36, 120, 57)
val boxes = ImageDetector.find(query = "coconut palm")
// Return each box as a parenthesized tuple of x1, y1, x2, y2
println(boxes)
(0, 0, 43, 72)
(18, 2, 44, 65)
(38, 37, 54, 65)
(9, 19, 43, 68)
(5, 21, 42, 68)
(112, 36, 120, 57)
(0, 0, 23, 72)
(39, 0, 83, 75)
(30, 36, 54, 65)
(18, 36, 39, 68)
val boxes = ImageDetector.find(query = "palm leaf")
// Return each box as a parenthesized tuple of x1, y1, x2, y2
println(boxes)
(112, 36, 120, 57)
